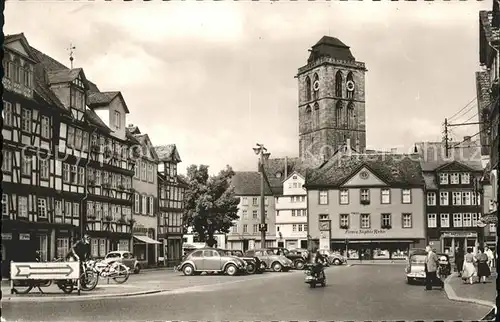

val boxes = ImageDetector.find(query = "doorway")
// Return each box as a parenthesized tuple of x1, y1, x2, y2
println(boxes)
(300, 240, 308, 249)
(243, 240, 249, 251)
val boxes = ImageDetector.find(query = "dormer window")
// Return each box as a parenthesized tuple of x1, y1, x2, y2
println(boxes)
(71, 88, 85, 111)
(114, 111, 121, 129)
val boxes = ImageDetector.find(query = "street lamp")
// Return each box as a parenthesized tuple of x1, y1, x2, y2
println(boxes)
(254, 143, 270, 248)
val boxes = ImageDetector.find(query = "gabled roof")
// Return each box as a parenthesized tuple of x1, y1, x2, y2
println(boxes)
(336, 163, 390, 187)
(263, 157, 317, 189)
(154, 144, 182, 163)
(415, 141, 483, 172)
(434, 160, 478, 173)
(307, 35, 356, 63)
(87, 91, 130, 113)
(231, 172, 274, 196)
(282, 170, 305, 184)
(4, 33, 38, 63)
(134, 133, 159, 162)
(127, 124, 141, 135)
(306, 153, 424, 188)
(46, 68, 89, 90)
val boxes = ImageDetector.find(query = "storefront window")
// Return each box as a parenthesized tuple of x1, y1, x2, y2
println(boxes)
(373, 248, 390, 259)
(391, 249, 408, 259)
(443, 238, 452, 255)
(56, 238, 69, 259)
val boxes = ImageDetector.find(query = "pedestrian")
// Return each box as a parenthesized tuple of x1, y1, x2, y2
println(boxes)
(476, 247, 491, 284)
(461, 248, 477, 284)
(455, 245, 464, 276)
(484, 246, 494, 270)
(424, 245, 440, 290)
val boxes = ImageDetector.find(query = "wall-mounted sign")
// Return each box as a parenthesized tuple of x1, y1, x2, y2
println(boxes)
(345, 229, 387, 235)
(19, 233, 31, 241)
(319, 221, 331, 231)
(1, 233, 12, 240)
(441, 231, 477, 238)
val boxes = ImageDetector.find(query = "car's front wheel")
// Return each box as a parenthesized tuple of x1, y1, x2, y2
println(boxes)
(225, 264, 238, 276)
(294, 259, 305, 270)
(182, 264, 195, 276)
(333, 259, 341, 265)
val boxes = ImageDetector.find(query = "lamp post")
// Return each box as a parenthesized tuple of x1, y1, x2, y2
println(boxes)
(253, 144, 270, 248)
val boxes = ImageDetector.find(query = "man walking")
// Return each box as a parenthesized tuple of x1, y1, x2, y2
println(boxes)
(425, 245, 440, 290)
(484, 246, 494, 270)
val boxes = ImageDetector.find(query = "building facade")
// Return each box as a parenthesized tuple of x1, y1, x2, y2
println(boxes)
(2, 34, 75, 276)
(476, 2, 499, 232)
(297, 36, 367, 162)
(155, 145, 187, 266)
(127, 125, 161, 268)
(305, 152, 426, 260)
(1, 34, 145, 279)
(423, 162, 484, 254)
(275, 171, 308, 249)
(227, 172, 276, 250)
(416, 141, 485, 255)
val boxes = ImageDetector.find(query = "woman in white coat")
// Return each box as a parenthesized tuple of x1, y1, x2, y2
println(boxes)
(461, 248, 477, 284)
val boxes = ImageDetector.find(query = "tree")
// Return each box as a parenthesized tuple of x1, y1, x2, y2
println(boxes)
(183, 164, 240, 247)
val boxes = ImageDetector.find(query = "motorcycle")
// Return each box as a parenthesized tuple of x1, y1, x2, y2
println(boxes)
(304, 262, 326, 288)
(87, 259, 130, 284)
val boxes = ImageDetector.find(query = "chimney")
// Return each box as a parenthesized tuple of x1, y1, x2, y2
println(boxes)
(346, 138, 351, 151)
(391, 148, 397, 154)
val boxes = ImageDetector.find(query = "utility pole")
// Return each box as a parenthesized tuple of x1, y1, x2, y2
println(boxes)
(253, 144, 270, 248)
(444, 118, 449, 157)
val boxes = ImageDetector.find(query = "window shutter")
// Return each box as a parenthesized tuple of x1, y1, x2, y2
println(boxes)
(146, 196, 150, 214)
(139, 195, 143, 214)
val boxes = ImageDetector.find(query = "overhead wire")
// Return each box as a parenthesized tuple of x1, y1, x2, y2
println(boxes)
(447, 97, 477, 122)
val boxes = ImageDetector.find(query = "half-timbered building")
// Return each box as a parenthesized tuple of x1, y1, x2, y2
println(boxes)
(154, 145, 187, 266)
(2, 34, 80, 277)
(127, 124, 161, 268)
(84, 91, 138, 256)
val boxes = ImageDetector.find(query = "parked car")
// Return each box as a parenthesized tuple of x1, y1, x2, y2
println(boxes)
(223, 249, 265, 274)
(318, 249, 347, 266)
(103, 251, 141, 274)
(267, 247, 306, 269)
(406, 250, 449, 285)
(177, 248, 247, 276)
(245, 249, 293, 272)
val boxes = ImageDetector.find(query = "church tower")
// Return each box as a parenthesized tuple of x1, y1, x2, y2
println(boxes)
(297, 36, 367, 161)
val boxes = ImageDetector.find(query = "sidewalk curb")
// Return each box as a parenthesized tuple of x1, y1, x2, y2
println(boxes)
(1, 289, 166, 303)
(443, 273, 497, 319)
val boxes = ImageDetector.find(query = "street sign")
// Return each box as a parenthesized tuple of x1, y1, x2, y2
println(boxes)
(259, 224, 268, 232)
(10, 261, 80, 280)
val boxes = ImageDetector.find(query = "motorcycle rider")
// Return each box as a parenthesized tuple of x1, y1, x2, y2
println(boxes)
(310, 247, 326, 278)
(66, 234, 91, 286)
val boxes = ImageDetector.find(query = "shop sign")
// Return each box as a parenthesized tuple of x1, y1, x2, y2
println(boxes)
(345, 229, 387, 235)
(442, 231, 477, 238)
(19, 233, 31, 240)
(1, 233, 12, 240)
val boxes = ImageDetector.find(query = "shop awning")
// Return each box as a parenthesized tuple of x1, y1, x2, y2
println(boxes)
(134, 235, 161, 244)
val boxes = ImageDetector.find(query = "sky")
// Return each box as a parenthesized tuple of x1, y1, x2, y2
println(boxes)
(5, 1, 493, 174)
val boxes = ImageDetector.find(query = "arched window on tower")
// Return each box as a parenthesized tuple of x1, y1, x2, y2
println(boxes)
(347, 102, 355, 129)
(346, 72, 354, 100)
(335, 71, 343, 98)
(313, 103, 320, 128)
(335, 101, 344, 128)
(312, 73, 319, 100)
(305, 105, 312, 130)
(305, 76, 312, 101)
